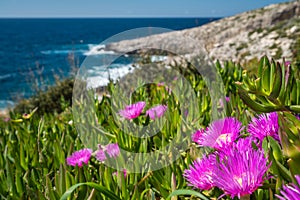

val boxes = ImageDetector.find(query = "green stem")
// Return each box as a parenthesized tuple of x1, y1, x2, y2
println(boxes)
(240, 194, 250, 200)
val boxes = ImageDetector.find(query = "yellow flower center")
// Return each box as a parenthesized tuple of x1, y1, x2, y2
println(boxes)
(215, 133, 231, 146)
(234, 175, 243, 187)
(234, 173, 247, 187)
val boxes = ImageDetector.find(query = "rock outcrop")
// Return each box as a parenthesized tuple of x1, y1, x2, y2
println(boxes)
(105, 1, 300, 64)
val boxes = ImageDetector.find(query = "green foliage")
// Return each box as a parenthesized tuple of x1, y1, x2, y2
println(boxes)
(13, 78, 74, 116)
(167, 189, 210, 200)
(237, 56, 300, 112)
(0, 55, 299, 199)
(0, 108, 80, 199)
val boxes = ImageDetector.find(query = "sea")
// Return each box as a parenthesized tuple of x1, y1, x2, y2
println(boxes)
(0, 18, 219, 110)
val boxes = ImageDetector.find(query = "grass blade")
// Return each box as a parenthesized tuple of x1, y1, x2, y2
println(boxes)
(60, 182, 121, 200)
(167, 189, 210, 200)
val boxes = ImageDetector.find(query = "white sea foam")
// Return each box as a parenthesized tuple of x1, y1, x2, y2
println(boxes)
(150, 55, 167, 62)
(0, 100, 14, 110)
(41, 44, 117, 56)
(86, 64, 137, 89)
(84, 44, 116, 56)
(41, 49, 86, 55)
(0, 74, 13, 81)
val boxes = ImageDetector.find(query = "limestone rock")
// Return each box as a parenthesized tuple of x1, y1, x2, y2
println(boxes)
(104, 1, 300, 64)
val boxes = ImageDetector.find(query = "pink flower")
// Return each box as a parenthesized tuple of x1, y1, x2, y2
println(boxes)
(276, 175, 300, 200)
(95, 149, 106, 162)
(191, 128, 205, 144)
(212, 139, 270, 199)
(184, 154, 216, 190)
(220, 137, 260, 156)
(197, 117, 242, 150)
(66, 148, 92, 167)
(3, 117, 10, 122)
(184, 109, 189, 117)
(95, 143, 120, 162)
(105, 143, 120, 158)
(165, 86, 172, 94)
(113, 169, 127, 178)
(146, 105, 167, 120)
(157, 82, 171, 94)
(157, 82, 165, 87)
(119, 101, 146, 119)
(234, 137, 259, 152)
(219, 96, 230, 108)
(248, 112, 279, 142)
(285, 61, 291, 67)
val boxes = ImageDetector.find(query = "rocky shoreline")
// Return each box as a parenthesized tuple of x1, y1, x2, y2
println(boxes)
(104, 1, 300, 64)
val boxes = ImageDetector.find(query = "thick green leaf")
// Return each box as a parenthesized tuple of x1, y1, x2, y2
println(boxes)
(269, 62, 282, 100)
(5, 156, 14, 194)
(259, 56, 269, 80)
(288, 158, 300, 176)
(238, 89, 281, 112)
(59, 164, 66, 196)
(15, 170, 23, 195)
(268, 136, 283, 162)
(167, 189, 210, 200)
(46, 175, 57, 200)
(276, 160, 292, 182)
(60, 182, 121, 200)
(19, 144, 28, 171)
(257, 189, 264, 200)
(289, 105, 300, 113)
(262, 62, 271, 94)
(269, 59, 276, 90)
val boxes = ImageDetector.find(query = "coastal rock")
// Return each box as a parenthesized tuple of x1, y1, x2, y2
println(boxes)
(105, 1, 300, 64)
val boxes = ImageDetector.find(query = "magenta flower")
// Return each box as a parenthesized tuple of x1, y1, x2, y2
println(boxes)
(197, 117, 242, 150)
(184, 154, 216, 190)
(220, 137, 258, 155)
(119, 101, 146, 120)
(3, 117, 10, 122)
(191, 128, 205, 144)
(248, 112, 279, 142)
(146, 105, 167, 120)
(276, 175, 300, 200)
(166, 86, 172, 94)
(219, 96, 230, 108)
(66, 148, 92, 167)
(157, 82, 171, 94)
(95, 143, 120, 162)
(184, 109, 189, 117)
(234, 137, 259, 152)
(105, 143, 120, 158)
(285, 61, 291, 67)
(113, 169, 127, 178)
(95, 149, 106, 162)
(157, 82, 165, 87)
(212, 140, 270, 199)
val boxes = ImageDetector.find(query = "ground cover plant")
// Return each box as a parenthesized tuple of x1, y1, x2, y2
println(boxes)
(0, 56, 300, 199)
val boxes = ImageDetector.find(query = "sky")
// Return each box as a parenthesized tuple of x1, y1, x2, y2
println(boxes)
(0, 0, 292, 18)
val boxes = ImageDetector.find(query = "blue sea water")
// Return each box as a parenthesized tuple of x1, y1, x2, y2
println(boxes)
(0, 18, 219, 110)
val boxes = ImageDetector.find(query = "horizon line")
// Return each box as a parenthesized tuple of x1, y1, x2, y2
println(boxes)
(0, 16, 225, 19)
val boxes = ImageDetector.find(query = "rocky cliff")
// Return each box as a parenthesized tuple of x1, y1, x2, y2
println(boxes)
(105, 1, 300, 64)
